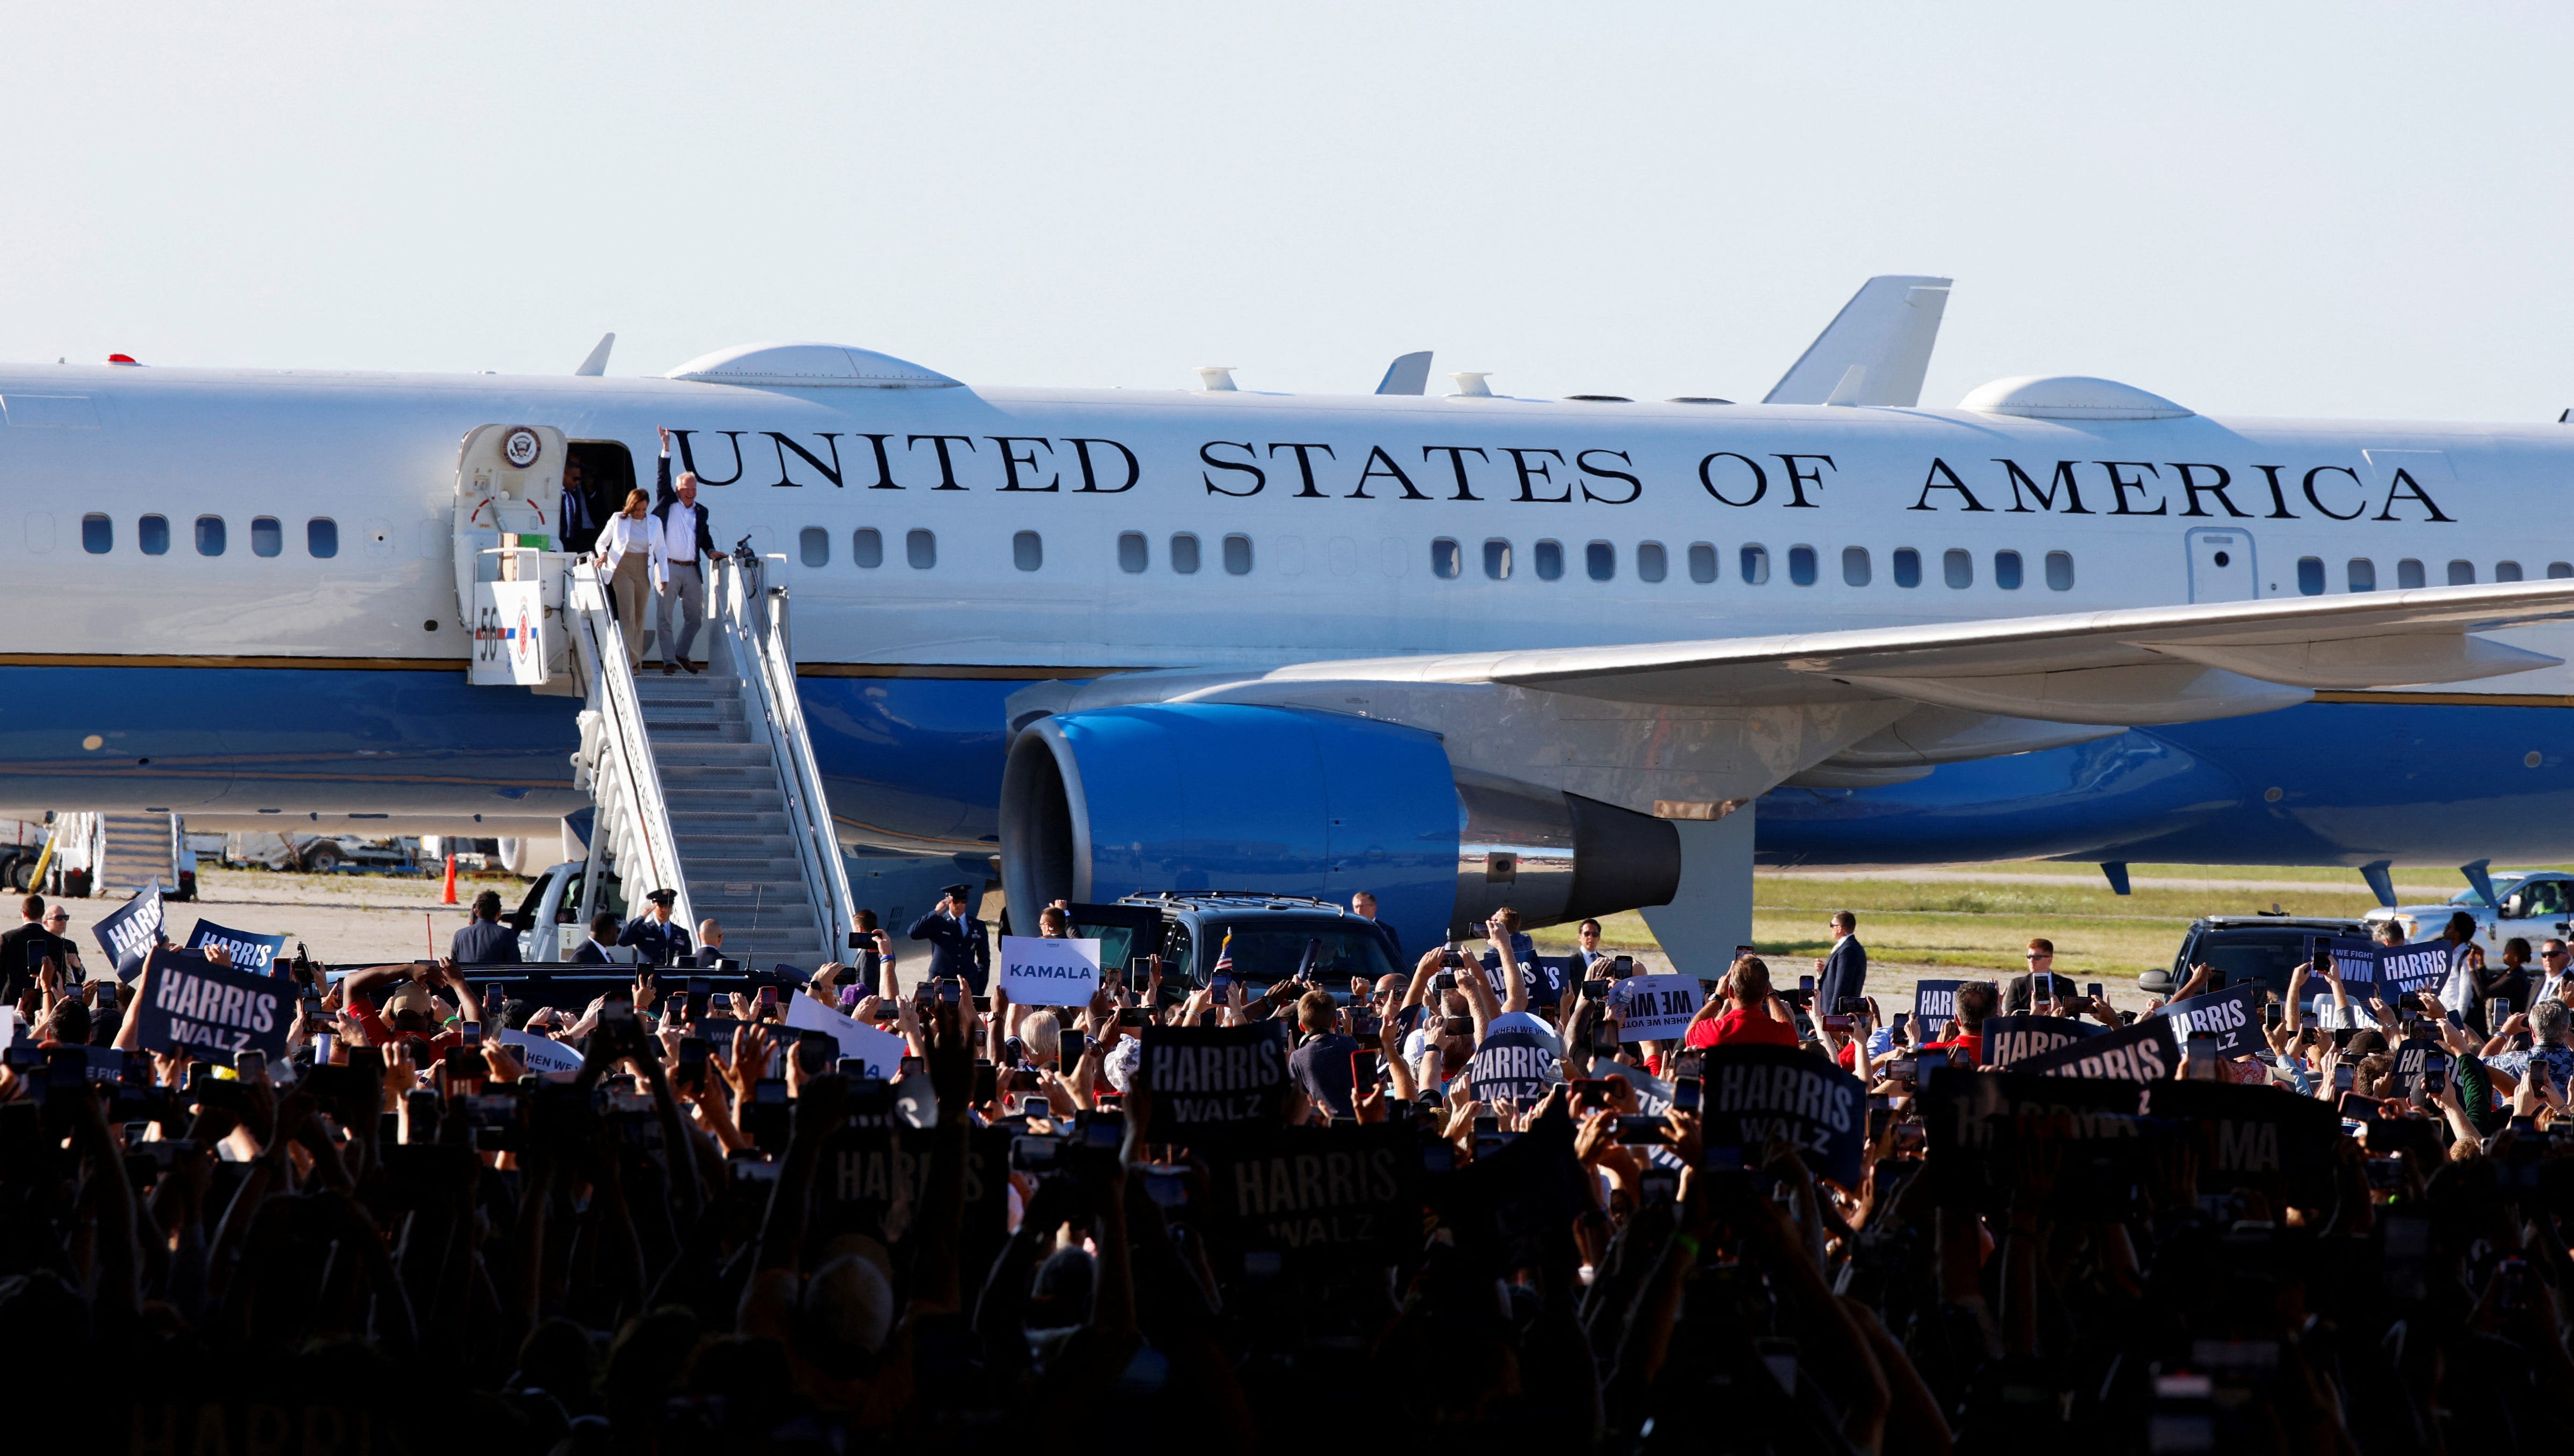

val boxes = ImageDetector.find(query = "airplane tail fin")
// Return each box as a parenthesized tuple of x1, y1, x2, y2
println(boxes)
(1763, 277, 1950, 407)
(574, 333, 616, 377)
(1375, 351, 1433, 395)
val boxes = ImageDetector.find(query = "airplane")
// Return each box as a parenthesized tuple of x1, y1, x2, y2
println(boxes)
(3, 274, 2571, 972)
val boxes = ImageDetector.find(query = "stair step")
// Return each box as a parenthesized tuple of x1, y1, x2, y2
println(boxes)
(652, 743, 772, 764)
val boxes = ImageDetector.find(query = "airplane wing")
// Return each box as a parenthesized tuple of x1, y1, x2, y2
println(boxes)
(1255, 579, 2574, 724)
(1764, 275, 1951, 408)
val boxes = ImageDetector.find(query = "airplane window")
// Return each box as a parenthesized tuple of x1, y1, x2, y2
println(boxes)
(1787, 545, 1816, 586)
(2552, 563, 2574, 579)
(2497, 560, 2525, 582)
(1995, 550, 2024, 590)
(1014, 530, 1043, 572)
(196, 515, 226, 557)
(249, 517, 282, 558)
(81, 514, 110, 555)
(1222, 533, 1252, 575)
(2045, 550, 2073, 591)
(2347, 558, 2375, 592)
(1688, 542, 1717, 584)
(1171, 533, 1201, 574)
(1119, 531, 1148, 574)
(852, 527, 883, 568)
(1637, 541, 1667, 583)
(2447, 559, 2475, 585)
(1893, 548, 1922, 588)
(1587, 541, 1615, 581)
(2398, 558, 2425, 589)
(1431, 538, 1461, 578)
(139, 515, 169, 556)
(2296, 557, 2324, 595)
(1740, 545, 1769, 585)
(799, 527, 829, 568)
(1943, 549, 1972, 589)
(906, 528, 936, 569)
(307, 518, 338, 558)
(1842, 546, 1870, 586)
(1534, 540, 1564, 580)
(1484, 539, 1512, 580)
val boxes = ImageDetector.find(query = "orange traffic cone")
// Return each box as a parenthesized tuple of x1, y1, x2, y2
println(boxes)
(441, 854, 459, 905)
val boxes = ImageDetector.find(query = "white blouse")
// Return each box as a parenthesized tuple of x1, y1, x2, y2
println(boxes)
(598, 514, 663, 579)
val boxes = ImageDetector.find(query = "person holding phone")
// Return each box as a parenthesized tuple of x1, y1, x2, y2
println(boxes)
(1682, 956, 1799, 1050)
(2483, 998, 2574, 1098)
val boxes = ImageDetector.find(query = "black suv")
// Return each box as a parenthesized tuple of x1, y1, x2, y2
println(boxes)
(2166, 915, 2371, 998)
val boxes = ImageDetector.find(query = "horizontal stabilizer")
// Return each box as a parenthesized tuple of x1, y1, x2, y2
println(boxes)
(1764, 276, 1950, 408)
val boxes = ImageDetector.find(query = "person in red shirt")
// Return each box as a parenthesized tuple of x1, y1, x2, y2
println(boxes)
(1684, 956, 1800, 1049)
(1923, 980, 1996, 1067)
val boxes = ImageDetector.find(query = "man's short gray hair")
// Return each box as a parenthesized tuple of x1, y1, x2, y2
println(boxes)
(2534, 1000, 2569, 1045)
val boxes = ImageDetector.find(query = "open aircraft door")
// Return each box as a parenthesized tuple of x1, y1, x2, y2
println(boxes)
(456, 424, 578, 693)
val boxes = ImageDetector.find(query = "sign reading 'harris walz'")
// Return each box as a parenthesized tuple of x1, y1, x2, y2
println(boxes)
(1136, 1022, 1289, 1143)
(134, 949, 289, 1061)
(663, 430, 2458, 524)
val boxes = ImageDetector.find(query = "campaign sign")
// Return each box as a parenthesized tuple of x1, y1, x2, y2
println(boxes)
(494, 1029, 583, 1078)
(1921, 1068, 2150, 1214)
(1136, 1021, 1289, 1142)
(134, 949, 289, 1061)
(1467, 1022, 1558, 1106)
(1200, 1121, 1422, 1269)
(2303, 934, 2382, 986)
(1914, 980, 1962, 1033)
(184, 919, 288, 977)
(817, 1122, 1010, 1275)
(2371, 939, 2454, 1000)
(2014, 1016, 2179, 1083)
(2157, 983, 2264, 1057)
(1981, 1014, 2099, 1069)
(1613, 974, 1700, 1042)
(92, 879, 164, 972)
(1700, 1044, 1868, 1188)
(995, 935, 1102, 1004)
(2144, 1079, 2341, 1205)
(783, 993, 908, 1079)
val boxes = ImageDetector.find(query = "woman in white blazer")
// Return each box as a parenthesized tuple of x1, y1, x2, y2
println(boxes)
(596, 487, 662, 666)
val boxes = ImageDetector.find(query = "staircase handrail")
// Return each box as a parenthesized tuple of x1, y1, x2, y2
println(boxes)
(711, 551, 855, 958)
(562, 559, 694, 932)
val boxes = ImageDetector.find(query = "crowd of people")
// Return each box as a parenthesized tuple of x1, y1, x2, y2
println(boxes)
(2, 889, 2569, 1453)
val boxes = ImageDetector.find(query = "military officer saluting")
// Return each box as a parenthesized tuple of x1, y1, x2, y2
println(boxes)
(907, 883, 992, 993)
(620, 888, 695, 966)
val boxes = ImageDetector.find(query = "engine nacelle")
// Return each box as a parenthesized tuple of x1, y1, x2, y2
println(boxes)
(1000, 704, 1681, 958)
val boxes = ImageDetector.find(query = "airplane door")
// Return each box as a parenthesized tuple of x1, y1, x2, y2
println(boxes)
(2185, 527, 2259, 602)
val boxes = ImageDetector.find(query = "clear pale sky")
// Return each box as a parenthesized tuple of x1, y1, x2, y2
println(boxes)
(5, 4, 2570, 422)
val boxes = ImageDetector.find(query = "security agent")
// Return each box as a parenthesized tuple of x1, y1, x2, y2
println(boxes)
(0, 895, 80, 1000)
(907, 884, 991, 994)
(620, 888, 695, 966)
(449, 888, 522, 965)
(572, 911, 622, 965)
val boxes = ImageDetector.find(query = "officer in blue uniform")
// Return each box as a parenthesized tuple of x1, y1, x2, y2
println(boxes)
(620, 888, 694, 966)
(907, 884, 991, 993)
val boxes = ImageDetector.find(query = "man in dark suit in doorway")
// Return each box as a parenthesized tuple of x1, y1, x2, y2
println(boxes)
(1814, 909, 1867, 1016)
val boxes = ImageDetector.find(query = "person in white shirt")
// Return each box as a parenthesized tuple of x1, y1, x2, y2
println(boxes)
(595, 486, 660, 666)
(651, 427, 718, 675)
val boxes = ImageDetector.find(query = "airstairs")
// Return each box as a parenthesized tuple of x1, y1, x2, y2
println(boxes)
(456, 423, 855, 965)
